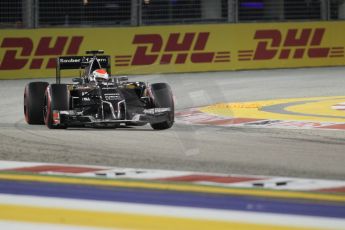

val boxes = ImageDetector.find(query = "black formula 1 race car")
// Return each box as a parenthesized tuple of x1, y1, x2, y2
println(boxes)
(24, 50, 174, 130)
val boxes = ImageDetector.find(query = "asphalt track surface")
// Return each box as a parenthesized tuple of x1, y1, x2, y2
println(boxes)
(0, 67, 345, 180)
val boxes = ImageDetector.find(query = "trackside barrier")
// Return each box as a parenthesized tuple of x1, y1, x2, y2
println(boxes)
(0, 21, 344, 79)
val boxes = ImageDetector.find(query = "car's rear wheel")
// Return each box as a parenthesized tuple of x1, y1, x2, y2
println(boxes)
(24, 82, 49, 124)
(149, 83, 174, 130)
(44, 84, 69, 129)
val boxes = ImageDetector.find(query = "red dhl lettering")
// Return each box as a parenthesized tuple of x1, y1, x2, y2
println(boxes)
(238, 28, 344, 61)
(0, 36, 83, 70)
(254, 28, 329, 60)
(115, 32, 231, 67)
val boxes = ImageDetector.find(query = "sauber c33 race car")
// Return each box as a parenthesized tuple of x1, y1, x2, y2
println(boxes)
(24, 50, 174, 130)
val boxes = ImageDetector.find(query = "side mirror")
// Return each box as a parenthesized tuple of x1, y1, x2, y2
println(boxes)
(118, 76, 128, 82)
(113, 76, 128, 84)
(72, 78, 83, 84)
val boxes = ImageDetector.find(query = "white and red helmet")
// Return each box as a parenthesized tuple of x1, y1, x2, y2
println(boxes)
(90, 69, 109, 82)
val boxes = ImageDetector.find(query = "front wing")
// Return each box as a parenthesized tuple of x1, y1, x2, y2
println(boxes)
(53, 108, 171, 127)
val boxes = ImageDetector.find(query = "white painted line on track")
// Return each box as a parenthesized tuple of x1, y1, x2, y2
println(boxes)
(1, 160, 345, 192)
(0, 221, 107, 230)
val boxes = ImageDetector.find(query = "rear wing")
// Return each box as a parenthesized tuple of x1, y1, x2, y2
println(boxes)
(56, 55, 111, 84)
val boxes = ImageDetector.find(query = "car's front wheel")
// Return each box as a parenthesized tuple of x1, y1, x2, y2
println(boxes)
(43, 84, 70, 129)
(148, 83, 174, 130)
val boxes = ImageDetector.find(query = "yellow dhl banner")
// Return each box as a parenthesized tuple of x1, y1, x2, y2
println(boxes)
(0, 21, 344, 79)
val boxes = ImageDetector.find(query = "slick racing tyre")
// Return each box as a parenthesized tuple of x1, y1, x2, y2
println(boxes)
(44, 84, 69, 129)
(24, 82, 49, 124)
(149, 83, 174, 130)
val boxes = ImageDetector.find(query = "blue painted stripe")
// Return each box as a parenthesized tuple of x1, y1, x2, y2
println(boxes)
(0, 180, 344, 218)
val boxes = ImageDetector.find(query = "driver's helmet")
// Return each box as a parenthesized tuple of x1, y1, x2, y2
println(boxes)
(89, 69, 109, 82)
